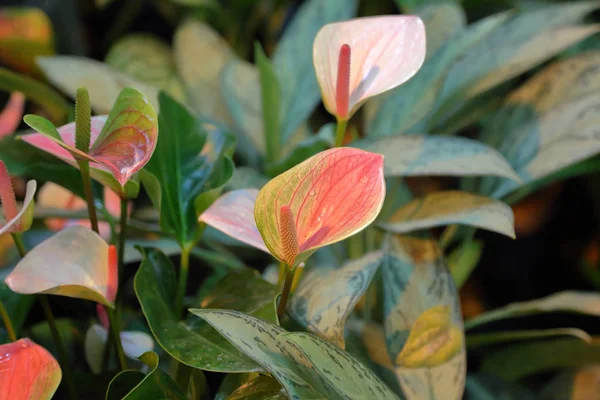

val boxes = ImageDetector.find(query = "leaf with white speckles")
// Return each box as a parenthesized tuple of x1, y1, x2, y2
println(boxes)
(289, 251, 383, 348)
(379, 191, 515, 238)
(282, 332, 400, 400)
(382, 234, 466, 400)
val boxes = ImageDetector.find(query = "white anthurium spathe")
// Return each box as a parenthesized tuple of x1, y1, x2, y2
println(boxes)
(313, 15, 426, 121)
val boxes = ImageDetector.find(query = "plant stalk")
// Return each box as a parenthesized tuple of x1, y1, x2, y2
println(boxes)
(277, 264, 295, 318)
(116, 197, 128, 301)
(107, 307, 127, 371)
(0, 300, 16, 341)
(12, 233, 78, 399)
(78, 160, 100, 234)
(175, 246, 192, 318)
(335, 119, 349, 147)
(277, 261, 286, 287)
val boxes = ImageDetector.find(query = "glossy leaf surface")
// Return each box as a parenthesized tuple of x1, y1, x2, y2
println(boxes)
(134, 247, 260, 372)
(255, 147, 385, 266)
(0, 92, 25, 138)
(382, 235, 466, 400)
(379, 191, 515, 238)
(354, 135, 520, 181)
(289, 251, 382, 348)
(143, 93, 235, 245)
(5, 226, 116, 307)
(199, 189, 268, 253)
(313, 16, 426, 119)
(0, 338, 61, 400)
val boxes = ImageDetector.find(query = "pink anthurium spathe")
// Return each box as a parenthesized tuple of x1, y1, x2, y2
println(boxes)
(21, 87, 157, 197)
(199, 188, 269, 253)
(313, 16, 426, 121)
(0, 338, 62, 400)
(0, 92, 25, 138)
(255, 147, 385, 266)
(0, 160, 36, 235)
(5, 226, 118, 307)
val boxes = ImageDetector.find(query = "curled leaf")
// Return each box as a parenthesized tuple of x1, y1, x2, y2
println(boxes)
(0, 160, 36, 235)
(199, 188, 268, 253)
(5, 226, 117, 307)
(255, 147, 385, 266)
(0, 338, 61, 400)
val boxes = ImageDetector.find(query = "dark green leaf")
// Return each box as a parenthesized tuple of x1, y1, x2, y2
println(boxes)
(0, 282, 35, 343)
(105, 370, 145, 400)
(134, 247, 260, 372)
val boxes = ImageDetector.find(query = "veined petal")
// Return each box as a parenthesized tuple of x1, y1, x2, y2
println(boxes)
(313, 16, 426, 119)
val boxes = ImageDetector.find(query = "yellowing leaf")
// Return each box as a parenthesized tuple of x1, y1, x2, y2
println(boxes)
(5, 226, 117, 307)
(255, 148, 385, 266)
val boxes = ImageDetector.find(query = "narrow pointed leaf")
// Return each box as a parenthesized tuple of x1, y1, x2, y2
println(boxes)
(199, 189, 268, 253)
(0, 180, 36, 235)
(37, 56, 159, 114)
(282, 332, 400, 400)
(4, 226, 116, 307)
(541, 365, 600, 400)
(289, 251, 383, 348)
(0, 338, 61, 400)
(255, 147, 385, 266)
(379, 191, 515, 239)
(465, 291, 600, 330)
(134, 247, 260, 372)
(467, 328, 591, 350)
(354, 135, 520, 181)
(382, 234, 466, 400)
(0, 92, 25, 138)
(191, 309, 343, 399)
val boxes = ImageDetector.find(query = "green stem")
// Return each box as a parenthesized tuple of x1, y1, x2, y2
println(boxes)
(176, 246, 192, 318)
(0, 300, 16, 341)
(116, 198, 128, 301)
(78, 161, 100, 234)
(107, 307, 127, 371)
(39, 295, 78, 400)
(101, 325, 114, 371)
(335, 119, 349, 147)
(12, 233, 78, 399)
(277, 265, 294, 318)
(277, 261, 286, 287)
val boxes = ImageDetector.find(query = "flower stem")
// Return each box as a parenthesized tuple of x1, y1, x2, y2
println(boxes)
(107, 307, 127, 370)
(116, 197, 128, 301)
(11, 233, 78, 399)
(39, 295, 78, 400)
(78, 160, 99, 234)
(175, 246, 192, 318)
(277, 261, 286, 286)
(277, 264, 295, 318)
(0, 300, 16, 341)
(334, 119, 348, 147)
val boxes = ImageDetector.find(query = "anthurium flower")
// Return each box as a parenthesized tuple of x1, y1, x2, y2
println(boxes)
(21, 87, 158, 197)
(313, 16, 426, 121)
(0, 338, 62, 400)
(84, 306, 154, 374)
(0, 160, 36, 235)
(201, 148, 385, 267)
(5, 226, 118, 307)
(0, 92, 25, 138)
(38, 182, 126, 240)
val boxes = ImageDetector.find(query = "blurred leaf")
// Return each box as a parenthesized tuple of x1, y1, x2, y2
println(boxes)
(272, 0, 358, 141)
(0, 67, 69, 123)
(174, 20, 234, 125)
(481, 338, 600, 381)
(107, 352, 186, 399)
(354, 135, 521, 181)
(289, 251, 383, 348)
(29, 318, 83, 362)
(134, 247, 260, 372)
(37, 56, 159, 114)
(465, 374, 536, 400)
(282, 332, 400, 399)
(105, 371, 145, 400)
(227, 375, 287, 400)
(191, 309, 344, 399)
(142, 93, 235, 246)
(418, 1, 466, 57)
(541, 365, 600, 400)
(255, 42, 281, 164)
(5, 226, 115, 306)
(225, 166, 268, 190)
(379, 191, 515, 239)
(367, 11, 510, 137)
(465, 291, 600, 330)
(467, 328, 591, 350)
(382, 234, 466, 400)
(448, 240, 484, 289)
(438, 2, 600, 107)
(0, 8, 54, 76)
(0, 283, 34, 344)
(105, 34, 185, 101)
(215, 373, 259, 400)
